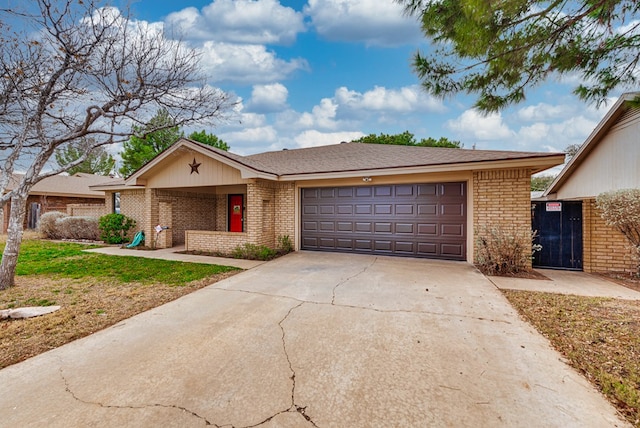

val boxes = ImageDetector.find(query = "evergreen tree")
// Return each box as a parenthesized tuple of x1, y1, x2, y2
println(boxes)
(119, 109, 183, 177)
(55, 139, 115, 176)
(188, 130, 230, 151)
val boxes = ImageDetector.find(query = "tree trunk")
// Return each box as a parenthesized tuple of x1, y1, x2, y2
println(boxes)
(0, 193, 27, 290)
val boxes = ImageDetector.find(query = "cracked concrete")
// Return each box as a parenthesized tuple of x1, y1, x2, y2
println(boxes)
(0, 251, 630, 427)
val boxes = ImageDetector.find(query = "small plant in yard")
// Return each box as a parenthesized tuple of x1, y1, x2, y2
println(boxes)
(98, 213, 136, 244)
(231, 243, 277, 261)
(277, 235, 294, 255)
(597, 188, 640, 276)
(475, 226, 540, 275)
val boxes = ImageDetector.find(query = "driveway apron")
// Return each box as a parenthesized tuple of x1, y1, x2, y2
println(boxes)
(0, 252, 628, 427)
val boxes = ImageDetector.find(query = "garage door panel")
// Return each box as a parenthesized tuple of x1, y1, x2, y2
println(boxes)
(355, 205, 372, 215)
(395, 223, 414, 234)
(374, 240, 393, 252)
(442, 182, 465, 197)
(395, 204, 414, 215)
(374, 223, 392, 233)
(417, 242, 438, 255)
(417, 223, 437, 235)
(303, 205, 318, 215)
(441, 223, 464, 237)
(441, 203, 464, 216)
(320, 188, 335, 198)
(418, 204, 437, 215)
(319, 222, 335, 231)
(374, 204, 392, 215)
(355, 187, 372, 197)
(441, 243, 464, 257)
(301, 182, 466, 260)
(337, 187, 353, 198)
(303, 221, 318, 231)
(418, 184, 437, 196)
(374, 186, 392, 197)
(354, 240, 373, 250)
(395, 185, 415, 197)
(337, 222, 353, 232)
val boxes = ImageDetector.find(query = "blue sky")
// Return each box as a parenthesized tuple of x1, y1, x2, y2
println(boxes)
(118, 0, 621, 160)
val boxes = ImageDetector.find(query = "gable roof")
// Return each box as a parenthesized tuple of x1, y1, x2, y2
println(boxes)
(122, 138, 564, 184)
(544, 92, 640, 197)
(246, 142, 563, 177)
(7, 173, 119, 198)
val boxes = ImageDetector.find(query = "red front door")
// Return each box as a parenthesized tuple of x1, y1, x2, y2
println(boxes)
(229, 194, 244, 232)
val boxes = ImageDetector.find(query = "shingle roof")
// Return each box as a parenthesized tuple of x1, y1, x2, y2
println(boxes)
(245, 142, 563, 176)
(8, 173, 119, 197)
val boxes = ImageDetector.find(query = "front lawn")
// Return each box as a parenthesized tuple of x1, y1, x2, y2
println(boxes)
(0, 238, 240, 369)
(503, 290, 640, 427)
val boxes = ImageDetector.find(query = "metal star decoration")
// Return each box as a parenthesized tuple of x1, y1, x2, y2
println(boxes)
(189, 158, 201, 174)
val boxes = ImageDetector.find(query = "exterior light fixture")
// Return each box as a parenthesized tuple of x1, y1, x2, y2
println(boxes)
(362, 176, 372, 182)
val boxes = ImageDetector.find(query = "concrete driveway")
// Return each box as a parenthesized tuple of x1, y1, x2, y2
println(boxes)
(0, 252, 628, 427)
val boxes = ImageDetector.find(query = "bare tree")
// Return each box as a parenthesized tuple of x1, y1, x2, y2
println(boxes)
(0, 1, 234, 289)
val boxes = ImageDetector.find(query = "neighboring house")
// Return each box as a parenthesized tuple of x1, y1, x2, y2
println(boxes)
(2, 173, 119, 233)
(92, 138, 563, 264)
(536, 92, 640, 273)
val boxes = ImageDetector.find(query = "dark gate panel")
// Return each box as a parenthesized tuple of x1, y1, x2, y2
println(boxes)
(532, 201, 582, 270)
(301, 183, 467, 260)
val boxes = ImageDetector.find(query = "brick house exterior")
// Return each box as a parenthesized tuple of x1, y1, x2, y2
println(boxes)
(2, 173, 119, 233)
(542, 92, 640, 274)
(92, 139, 563, 264)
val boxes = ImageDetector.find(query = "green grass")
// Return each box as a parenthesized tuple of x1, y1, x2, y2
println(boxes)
(3, 240, 239, 286)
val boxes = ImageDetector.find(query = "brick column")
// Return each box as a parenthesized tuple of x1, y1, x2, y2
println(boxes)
(473, 168, 532, 266)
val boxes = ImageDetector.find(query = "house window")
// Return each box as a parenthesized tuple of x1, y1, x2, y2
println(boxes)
(112, 192, 121, 214)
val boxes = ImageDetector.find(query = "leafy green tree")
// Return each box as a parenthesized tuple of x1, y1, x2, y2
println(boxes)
(531, 175, 556, 191)
(416, 136, 462, 148)
(55, 139, 115, 176)
(396, 0, 640, 111)
(119, 109, 184, 177)
(353, 131, 461, 148)
(188, 130, 230, 151)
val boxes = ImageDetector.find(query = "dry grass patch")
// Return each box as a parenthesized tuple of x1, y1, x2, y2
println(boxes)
(0, 236, 239, 369)
(503, 290, 640, 426)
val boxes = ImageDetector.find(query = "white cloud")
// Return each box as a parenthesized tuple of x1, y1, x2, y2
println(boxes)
(445, 109, 515, 141)
(166, 0, 306, 45)
(199, 41, 308, 84)
(517, 103, 572, 122)
(246, 83, 289, 113)
(295, 130, 365, 148)
(305, 0, 422, 46)
(335, 85, 445, 114)
(221, 125, 278, 144)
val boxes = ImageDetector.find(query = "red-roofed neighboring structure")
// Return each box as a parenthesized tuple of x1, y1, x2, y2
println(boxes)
(92, 139, 564, 265)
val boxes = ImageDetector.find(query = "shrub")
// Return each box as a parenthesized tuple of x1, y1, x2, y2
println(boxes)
(37, 211, 67, 239)
(276, 235, 294, 255)
(98, 213, 136, 244)
(231, 243, 277, 261)
(597, 189, 640, 275)
(56, 216, 100, 241)
(475, 226, 540, 276)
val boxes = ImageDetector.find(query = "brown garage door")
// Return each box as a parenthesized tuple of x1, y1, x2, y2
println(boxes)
(301, 182, 467, 260)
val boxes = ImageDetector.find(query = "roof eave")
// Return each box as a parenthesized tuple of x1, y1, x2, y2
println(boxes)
(543, 92, 638, 196)
(277, 155, 565, 181)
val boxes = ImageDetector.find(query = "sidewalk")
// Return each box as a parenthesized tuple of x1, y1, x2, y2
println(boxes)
(84, 245, 265, 270)
(489, 268, 640, 300)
